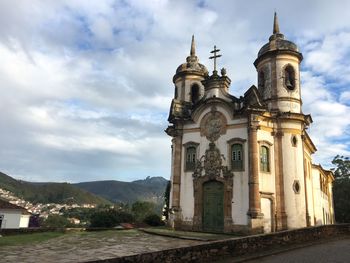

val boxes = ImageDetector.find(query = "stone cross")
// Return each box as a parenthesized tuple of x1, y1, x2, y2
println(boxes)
(209, 45, 222, 73)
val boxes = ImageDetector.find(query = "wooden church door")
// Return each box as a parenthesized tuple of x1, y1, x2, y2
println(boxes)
(202, 181, 224, 232)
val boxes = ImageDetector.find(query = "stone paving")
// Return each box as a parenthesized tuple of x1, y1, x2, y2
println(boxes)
(217, 236, 350, 263)
(242, 237, 350, 263)
(0, 230, 205, 263)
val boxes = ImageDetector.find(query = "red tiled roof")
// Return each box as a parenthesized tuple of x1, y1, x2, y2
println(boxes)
(0, 198, 27, 211)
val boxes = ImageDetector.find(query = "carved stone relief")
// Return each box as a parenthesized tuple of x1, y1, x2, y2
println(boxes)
(200, 108, 227, 142)
(193, 142, 233, 180)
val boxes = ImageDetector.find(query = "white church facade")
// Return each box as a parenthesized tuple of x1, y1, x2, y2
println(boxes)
(166, 14, 335, 234)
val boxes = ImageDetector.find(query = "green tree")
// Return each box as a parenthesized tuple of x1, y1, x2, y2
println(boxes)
(331, 155, 350, 223)
(163, 181, 171, 220)
(332, 155, 350, 178)
(43, 215, 72, 228)
(131, 201, 156, 222)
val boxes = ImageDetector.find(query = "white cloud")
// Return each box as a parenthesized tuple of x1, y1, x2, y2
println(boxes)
(340, 91, 350, 104)
(0, 0, 349, 182)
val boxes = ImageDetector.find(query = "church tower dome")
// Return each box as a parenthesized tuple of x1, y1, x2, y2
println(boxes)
(254, 12, 303, 113)
(172, 36, 208, 104)
(256, 13, 301, 59)
(174, 35, 208, 78)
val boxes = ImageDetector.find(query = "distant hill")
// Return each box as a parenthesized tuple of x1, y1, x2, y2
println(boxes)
(0, 172, 111, 205)
(74, 176, 169, 204)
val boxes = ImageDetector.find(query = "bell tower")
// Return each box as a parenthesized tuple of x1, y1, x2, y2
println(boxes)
(254, 12, 303, 113)
(172, 35, 208, 104)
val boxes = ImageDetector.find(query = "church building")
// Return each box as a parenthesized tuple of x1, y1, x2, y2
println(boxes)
(166, 13, 335, 233)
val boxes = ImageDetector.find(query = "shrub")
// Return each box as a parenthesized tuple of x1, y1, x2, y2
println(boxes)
(43, 215, 72, 228)
(115, 211, 134, 223)
(131, 201, 156, 222)
(143, 214, 164, 226)
(89, 209, 134, 227)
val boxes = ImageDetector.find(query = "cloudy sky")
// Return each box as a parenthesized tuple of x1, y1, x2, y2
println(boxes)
(0, 0, 349, 183)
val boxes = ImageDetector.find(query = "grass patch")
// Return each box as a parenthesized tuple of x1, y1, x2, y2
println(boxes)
(0, 232, 64, 247)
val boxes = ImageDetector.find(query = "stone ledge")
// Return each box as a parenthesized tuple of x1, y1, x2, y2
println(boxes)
(83, 224, 350, 263)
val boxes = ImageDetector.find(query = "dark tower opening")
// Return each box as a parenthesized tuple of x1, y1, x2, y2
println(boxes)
(258, 70, 265, 89)
(285, 65, 295, 90)
(191, 84, 200, 104)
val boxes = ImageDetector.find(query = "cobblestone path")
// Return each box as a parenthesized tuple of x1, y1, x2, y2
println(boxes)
(0, 230, 204, 263)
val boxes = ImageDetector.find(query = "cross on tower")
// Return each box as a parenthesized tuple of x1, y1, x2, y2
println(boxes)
(209, 45, 222, 74)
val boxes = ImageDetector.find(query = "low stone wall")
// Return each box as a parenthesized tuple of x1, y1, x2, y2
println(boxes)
(85, 224, 350, 263)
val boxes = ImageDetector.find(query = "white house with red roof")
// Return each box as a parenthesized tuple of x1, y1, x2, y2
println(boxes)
(0, 199, 31, 229)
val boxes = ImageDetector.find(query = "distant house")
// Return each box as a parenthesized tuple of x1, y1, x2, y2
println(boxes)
(68, 217, 81, 225)
(0, 199, 31, 229)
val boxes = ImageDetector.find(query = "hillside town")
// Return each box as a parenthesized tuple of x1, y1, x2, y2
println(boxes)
(0, 187, 96, 219)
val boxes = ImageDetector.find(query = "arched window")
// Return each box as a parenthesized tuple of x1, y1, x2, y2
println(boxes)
(231, 144, 243, 170)
(191, 84, 200, 104)
(284, 65, 295, 90)
(185, 146, 197, 171)
(260, 145, 270, 172)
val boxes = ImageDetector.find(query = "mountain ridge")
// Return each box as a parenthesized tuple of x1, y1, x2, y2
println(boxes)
(74, 176, 169, 204)
(0, 171, 168, 205)
(0, 171, 111, 205)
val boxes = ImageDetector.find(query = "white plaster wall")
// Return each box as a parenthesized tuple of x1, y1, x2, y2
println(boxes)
(306, 174, 315, 226)
(179, 132, 197, 221)
(311, 167, 333, 225)
(0, 210, 22, 229)
(19, 215, 30, 228)
(304, 159, 316, 226)
(179, 171, 195, 222)
(282, 133, 306, 229)
(261, 198, 272, 233)
(223, 127, 249, 225)
(311, 168, 323, 225)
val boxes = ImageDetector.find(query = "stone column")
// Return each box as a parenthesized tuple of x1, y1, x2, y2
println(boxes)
(247, 115, 263, 231)
(302, 154, 311, 227)
(273, 129, 288, 230)
(171, 131, 183, 228)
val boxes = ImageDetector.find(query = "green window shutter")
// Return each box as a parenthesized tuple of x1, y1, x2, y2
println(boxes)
(186, 146, 196, 171)
(260, 146, 270, 172)
(232, 144, 243, 170)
